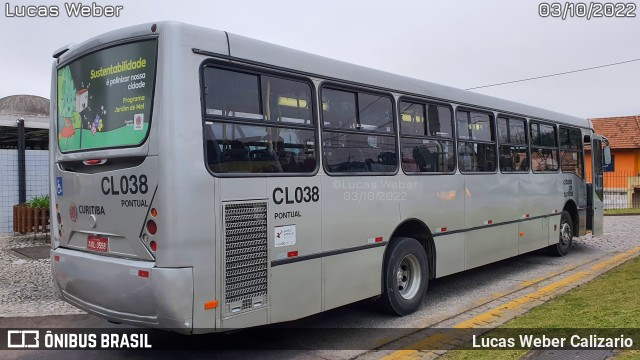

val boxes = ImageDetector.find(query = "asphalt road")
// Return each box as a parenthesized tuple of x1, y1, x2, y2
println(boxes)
(1, 216, 638, 360)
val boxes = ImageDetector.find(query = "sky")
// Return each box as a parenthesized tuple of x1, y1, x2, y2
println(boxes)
(1, 0, 638, 119)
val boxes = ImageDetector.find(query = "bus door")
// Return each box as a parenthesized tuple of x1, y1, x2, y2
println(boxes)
(590, 135, 605, 236)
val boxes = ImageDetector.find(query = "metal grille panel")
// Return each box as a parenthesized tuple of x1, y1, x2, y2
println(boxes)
(223, 201, 268, 315)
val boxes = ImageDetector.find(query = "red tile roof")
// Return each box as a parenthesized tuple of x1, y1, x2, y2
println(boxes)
(590, 115, 640, 149)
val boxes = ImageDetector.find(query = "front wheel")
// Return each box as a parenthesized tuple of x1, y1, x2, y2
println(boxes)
(381, 237, 429, 315)
(548, 210, 573, 256)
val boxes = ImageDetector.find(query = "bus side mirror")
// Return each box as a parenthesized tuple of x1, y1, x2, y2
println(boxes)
(604, 146, 612, 165)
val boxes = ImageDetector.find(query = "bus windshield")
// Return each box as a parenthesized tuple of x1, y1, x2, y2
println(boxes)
(56, 39, 157, 152)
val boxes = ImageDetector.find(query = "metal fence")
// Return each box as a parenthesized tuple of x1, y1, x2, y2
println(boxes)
(603, 170, 640, 210)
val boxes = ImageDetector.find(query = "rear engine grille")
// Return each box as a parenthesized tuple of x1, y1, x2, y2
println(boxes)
(223, 201, 268, 315)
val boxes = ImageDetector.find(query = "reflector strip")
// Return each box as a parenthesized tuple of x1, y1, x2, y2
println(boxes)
(205, 300, 218, 310)
(54, 255, 60, 262)
(138, 270, 149, 278)
(484, 220, 493, 225)
(368, 236, 385, 244)
(287, 251, 298, 258)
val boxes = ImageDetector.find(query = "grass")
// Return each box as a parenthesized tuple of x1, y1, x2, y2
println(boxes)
(605, 208, 640, 216)
(615, 350, 640, 359)
(442, 255, 640, 360)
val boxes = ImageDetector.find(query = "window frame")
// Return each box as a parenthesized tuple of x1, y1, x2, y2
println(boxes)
(319, 82, 398, 176)
(200, 60, 320, 177)
(559, 125, 585, 179)
(398, 96, 456, 175)
(455, 107, 498, 174)
(529, 119, 560, 174)
(497, 114, 529, 174)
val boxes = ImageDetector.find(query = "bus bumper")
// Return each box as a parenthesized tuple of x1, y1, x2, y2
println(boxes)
(50, 248, 194, 333)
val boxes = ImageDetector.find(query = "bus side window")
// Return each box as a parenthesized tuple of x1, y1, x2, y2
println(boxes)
(321, 87, 397, 174)
(559, 126, 584, 178)
(497, 116, 528, 173)
(456, 110, 496, 173)
(202, 66, 317, 174)
(399, 101, 455, 174)
(530, 122, 559, 173)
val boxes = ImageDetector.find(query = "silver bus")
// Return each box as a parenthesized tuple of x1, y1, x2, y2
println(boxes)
(49, 22, 608, 333)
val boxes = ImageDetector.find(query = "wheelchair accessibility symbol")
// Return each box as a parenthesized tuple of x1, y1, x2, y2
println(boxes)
(56, 177, 63, 196)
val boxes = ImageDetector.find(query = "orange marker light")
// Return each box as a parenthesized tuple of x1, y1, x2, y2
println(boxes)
(205, 300, 218, 310)
(150, 208, 158, 218)
(519, 231, 525, 237)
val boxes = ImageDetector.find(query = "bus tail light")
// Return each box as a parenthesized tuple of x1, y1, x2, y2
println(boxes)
(83, 159, 106, 165)
(146, 220, 157, 235)
(140, 200, 159, 256)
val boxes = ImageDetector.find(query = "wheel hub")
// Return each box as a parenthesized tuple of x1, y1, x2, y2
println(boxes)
(560, 221, 572, 247)
(397, 254, 422, 300)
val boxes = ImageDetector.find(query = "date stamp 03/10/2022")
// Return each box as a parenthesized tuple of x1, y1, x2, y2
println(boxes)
(539, 2, 636, 19)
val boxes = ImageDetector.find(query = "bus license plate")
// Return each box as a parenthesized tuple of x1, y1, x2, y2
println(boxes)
(87, 236, 108, 252)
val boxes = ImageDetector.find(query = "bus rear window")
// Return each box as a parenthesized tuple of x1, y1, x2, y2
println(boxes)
(56, 40, 157, 152)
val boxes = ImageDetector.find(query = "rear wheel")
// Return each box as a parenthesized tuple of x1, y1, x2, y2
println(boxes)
(549, 210, 573, 256)
(381, 237, 429, 315)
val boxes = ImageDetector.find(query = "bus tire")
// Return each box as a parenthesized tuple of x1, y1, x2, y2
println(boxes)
(381, 237, 429, 315)
(549, 211, 573, 256)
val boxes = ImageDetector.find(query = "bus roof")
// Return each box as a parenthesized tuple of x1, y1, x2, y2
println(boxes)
(56, 21, 592, 130)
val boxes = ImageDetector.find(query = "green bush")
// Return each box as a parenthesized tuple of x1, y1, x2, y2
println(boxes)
(27, 195, 50, 209)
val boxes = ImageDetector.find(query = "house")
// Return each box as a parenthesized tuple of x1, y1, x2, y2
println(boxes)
(585, 115, 640, 209)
